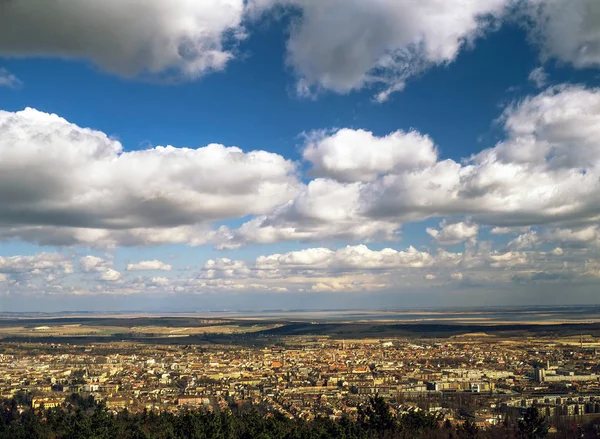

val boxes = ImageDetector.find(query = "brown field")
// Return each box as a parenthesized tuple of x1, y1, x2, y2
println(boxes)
(0, 322, 281, 338)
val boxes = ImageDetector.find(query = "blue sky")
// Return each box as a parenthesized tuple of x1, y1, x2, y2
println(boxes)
(0, 22, 542, 159)
(1, 0, 600, 311)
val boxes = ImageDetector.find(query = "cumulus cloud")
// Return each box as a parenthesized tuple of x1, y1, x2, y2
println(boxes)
(99, 269, 122, 282)
(250, 0, 510, 100)
(149, 277, 170, 287)
(2, 238, 597, 296)
(255, 244, 439, 270)
(189, 241, 591, 293)
(303, 128, 437, 182)
(256, 247, 334, 269)
(0, 108, 299, 246)
(4, 85, 600, 250)
(214, 86, 600, 247)
(489, 251, 528, 268)
(126, 260, 172, 271)
(426, 220, 479, 245)
(496, 85, 600, 169)
(80, 255, 121, 281)
(545, 226, 600, 248)
(0, 0, 246, 79)
(250, 0, 600, 99)
(192, 244, 445, 293)
(0, 253, 73, 275)
(1, 0, 600, 101)
(508, 226, 600, 250)
(525, 0, 600, 69)
(80, 255, 112, 272)
(367, 85, 600, 225)
(214, 179, 400, 249)
(0, 252, 73, 289)
(506, 231, 540, 250)
(200, 258, 252, 279)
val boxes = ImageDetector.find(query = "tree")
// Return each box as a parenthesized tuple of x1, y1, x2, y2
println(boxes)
(518, 407, 548, 439)
(458, 419, 478, 439)
(365, 396, 395, 434)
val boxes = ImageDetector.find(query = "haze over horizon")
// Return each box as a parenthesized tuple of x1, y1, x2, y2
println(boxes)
(2, 0, 600, 311)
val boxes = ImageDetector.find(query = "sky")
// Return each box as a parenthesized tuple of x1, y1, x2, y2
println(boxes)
(1, 0, 600, 312)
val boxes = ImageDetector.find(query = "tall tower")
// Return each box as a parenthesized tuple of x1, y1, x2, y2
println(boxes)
(535, 367, 546, 383)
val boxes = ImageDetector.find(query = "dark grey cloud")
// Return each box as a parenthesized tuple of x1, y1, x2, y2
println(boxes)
(0, 0, 246, 78)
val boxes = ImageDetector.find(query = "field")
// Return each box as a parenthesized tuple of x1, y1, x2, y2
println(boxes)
(0, 317, 281, 343)
(1, 313, 600, 345)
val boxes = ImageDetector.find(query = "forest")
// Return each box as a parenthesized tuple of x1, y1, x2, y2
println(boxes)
(1, 393, 594, 439)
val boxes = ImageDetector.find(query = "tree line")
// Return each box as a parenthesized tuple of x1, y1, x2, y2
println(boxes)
(1, 394, 595, 439)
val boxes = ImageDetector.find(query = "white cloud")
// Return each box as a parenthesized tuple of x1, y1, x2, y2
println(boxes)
(216, 86, 600, 247)
(0, 67, 21, 88)
(545, 226, 600, 248)
(507, 231, 540, 250)
(426, 220, 479, 245)
(149, 277, 170, 287)
(80, 256, 111, 273)
(0, 253, 73, 289)
(200, 258, 252, 279)
(0, 0, 246, 79)
(489, 251, 528, 268)
(0, 108, 299, 246)
(528, 66, 548, 88)
(126, 260, 172, 271)
(256, 247, 334, 269)
(80, 255, 121, 282)
(256, 244, 438, 270)
(191, 241, 587, 293)
(367, 86, 600, 226)
(303, 128, 437, 182)
(250, 0, 510, 100)
(1, 0, 599, 101)
(251, 0, 600, 100)
(0, 253, 72, 275)
(525, 0, 600, 69)
(450, 272, 464, 281)
(334, 245, 437, 269)
(496, 85, 600, 169)
(507, 226, 600, 250)
(214, 178, 400, 248)
(186, 244, 467, 293)
(5, 86, 600, 251)
(99, 269, 121, 282)
(491, 226, 531, 235)
(2, 237, 598, 296)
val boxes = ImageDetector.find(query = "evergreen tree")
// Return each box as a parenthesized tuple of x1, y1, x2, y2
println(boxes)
(518, 408, 548, 439)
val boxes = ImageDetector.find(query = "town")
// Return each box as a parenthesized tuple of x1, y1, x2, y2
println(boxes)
(2, 332, 600, 433)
